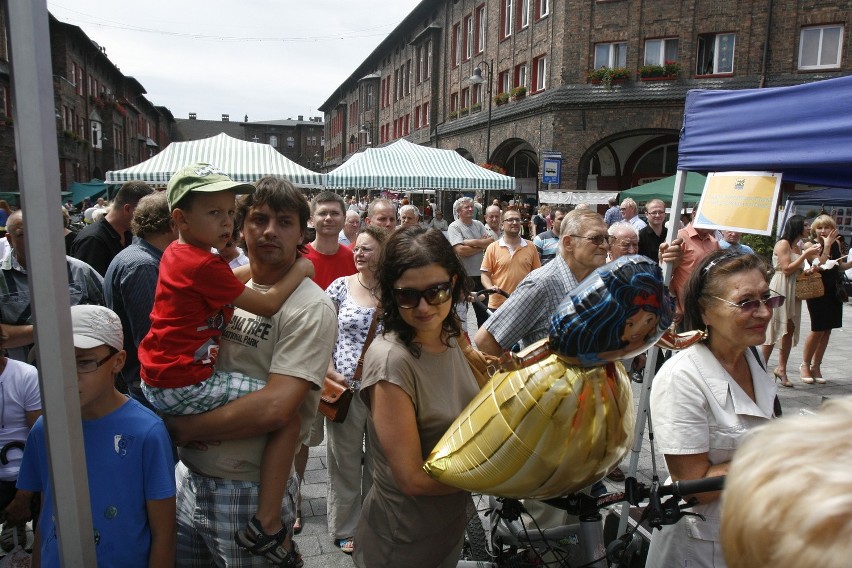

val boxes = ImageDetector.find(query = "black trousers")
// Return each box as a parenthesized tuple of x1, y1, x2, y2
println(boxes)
(467, 275, 490, 327)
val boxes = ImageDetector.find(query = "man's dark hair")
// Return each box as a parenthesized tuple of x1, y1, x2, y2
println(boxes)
(550, 206, 569, 221)
(238, 177, 309, 255)
(310, 191, 346, 215)
(113, 181, 154, 209)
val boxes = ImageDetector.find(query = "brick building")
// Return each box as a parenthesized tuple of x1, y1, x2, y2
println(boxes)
(0, 8, 175, 195)
(319, 0, 851, 197)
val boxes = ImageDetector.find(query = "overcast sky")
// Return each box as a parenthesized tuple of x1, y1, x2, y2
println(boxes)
(46, 0, 424, 122)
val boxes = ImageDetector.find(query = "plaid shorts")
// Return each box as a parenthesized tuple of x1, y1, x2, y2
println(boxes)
(143, 370, 265, 416)
(175, 462, 299, 568)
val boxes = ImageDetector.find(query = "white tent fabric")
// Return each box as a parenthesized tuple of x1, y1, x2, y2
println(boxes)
(539, 191, 617, 205)
(325, 138, 516, 190)
(105, 133, 324, 188)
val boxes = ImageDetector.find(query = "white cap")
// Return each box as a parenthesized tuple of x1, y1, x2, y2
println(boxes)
(70, 305, 124, 351)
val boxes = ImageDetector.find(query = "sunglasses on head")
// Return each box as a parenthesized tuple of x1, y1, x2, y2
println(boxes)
(394, 281, 453, 309)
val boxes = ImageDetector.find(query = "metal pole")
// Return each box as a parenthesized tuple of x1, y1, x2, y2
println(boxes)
(5, 1, 97, 565)
(485, 59, 493, 161)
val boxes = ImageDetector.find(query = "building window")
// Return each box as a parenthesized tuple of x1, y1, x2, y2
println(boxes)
(426, 39, 433, 80)
(473, 83, 483, 105)
(696, 33, 735, 75)
(287, 136, 295, 148)
(461, 87, 470, 109)
(452, 23, 461, 67)
(415, 106, 421, 128)
(366, 84, 375, 109)
(475, 5, 486, 53)
(799, 25, 843, 70)
(91, 120, 103, 149)
(514, 63, 528, 88)
(594, 42, 627, 68)
(532, 55, 547, 92)
(536, 0, 549, 19)
(501, 0, 513, 39)
(498, 70, 510, 93)
(423, 101, 430, 126)
(269, 135, 278, 147)
(644, 38, 679, 65)
(404, 60, 411, 95)
(464, 15, 473, 61)
(519, 0, 530, 29)
(450, 92, 459, 112)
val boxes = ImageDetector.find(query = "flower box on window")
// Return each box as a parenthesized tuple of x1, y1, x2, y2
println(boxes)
(494, 92, 510, 106)
(510, 86, 527, 100)
(587, 67, 630, 87)
(638, 61, 681, 81)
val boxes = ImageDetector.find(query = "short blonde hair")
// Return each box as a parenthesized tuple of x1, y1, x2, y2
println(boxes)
(721, 397, 852, 568)
(810, 214, 836, 238)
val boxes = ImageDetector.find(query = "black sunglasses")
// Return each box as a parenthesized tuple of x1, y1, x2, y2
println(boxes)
(394, 281, 453, 309)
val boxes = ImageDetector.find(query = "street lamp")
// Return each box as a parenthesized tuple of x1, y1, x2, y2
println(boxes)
(359, 122, 372, 146)
(469, 59, 493, 161)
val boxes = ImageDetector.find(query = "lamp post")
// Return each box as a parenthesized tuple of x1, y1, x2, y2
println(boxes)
(359, 122, 372, 146)
(469, 59, 493, 161)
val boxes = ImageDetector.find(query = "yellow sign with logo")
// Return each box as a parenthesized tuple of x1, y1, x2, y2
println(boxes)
(693, 171, 782, 235)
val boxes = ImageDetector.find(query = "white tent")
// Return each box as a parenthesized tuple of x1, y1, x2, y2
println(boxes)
(325, 138, 516, 191)
(105, 133, 324, 188)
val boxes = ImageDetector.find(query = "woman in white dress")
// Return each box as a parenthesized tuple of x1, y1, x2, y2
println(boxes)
(761, 215, 820, 386)
(648, 250, 782, 568)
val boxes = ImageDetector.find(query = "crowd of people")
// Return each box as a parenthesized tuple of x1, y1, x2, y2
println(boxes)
(1, 177, 851, 568)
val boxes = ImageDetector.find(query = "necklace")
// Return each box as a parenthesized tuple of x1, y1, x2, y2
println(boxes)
(357, 273, 378, 299)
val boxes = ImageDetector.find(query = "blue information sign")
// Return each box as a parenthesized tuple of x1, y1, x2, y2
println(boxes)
(542, 158, 561, 184)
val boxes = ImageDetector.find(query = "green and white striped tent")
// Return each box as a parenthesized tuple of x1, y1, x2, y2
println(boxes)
(326, 138, 515, 191)
(105, 133, 324, 188)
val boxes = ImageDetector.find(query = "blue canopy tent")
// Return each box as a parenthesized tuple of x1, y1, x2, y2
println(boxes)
(787, 187, 852, 208)
(619, 75, 852, 537)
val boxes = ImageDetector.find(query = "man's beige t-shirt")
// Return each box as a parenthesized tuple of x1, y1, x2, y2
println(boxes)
(178, 277, 338, 481)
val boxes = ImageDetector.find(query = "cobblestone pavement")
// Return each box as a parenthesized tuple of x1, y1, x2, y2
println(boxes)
(298, 302, 852, 566)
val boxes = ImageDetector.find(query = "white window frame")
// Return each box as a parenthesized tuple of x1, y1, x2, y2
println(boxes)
(503, 0, 513, 38)
(644, 38, 679, 65)
(594, 42, 627, 68)
(697, 33, 735, 75)
(534, 55, 547, 91)
(538, 0, 549, 18)
(798, 25, 843, 70)
(91, 120, 103, 149)
(286, 136, 295, 148)
(465, 16, 473, 60)
(476, 5, 486, 53)
(269, 135, 278, 147)
(520, 0, 530, 29)
(515, 63, 528, 88)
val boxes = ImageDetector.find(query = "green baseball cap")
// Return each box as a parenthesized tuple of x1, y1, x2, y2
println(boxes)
(167, 162, 255, 210)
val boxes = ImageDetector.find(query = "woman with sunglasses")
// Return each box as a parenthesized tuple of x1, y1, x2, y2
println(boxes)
(353, 226, 480, 568)
(647, 250, 781, 568)
(324, 225, 388, 556)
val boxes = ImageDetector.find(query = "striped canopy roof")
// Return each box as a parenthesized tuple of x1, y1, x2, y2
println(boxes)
(325, 139, 516, 190)
(105, 133, 324, 188)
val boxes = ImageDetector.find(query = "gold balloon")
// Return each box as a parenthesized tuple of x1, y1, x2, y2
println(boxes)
(424, 341, 634, 499)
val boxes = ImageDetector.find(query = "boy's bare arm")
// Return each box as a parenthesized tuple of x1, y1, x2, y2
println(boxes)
(146, 497, 176, 568)
(231, 257, 314, 317)
(167, 373, 313, 444)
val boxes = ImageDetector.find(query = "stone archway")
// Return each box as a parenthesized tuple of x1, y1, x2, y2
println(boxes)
(491, 138, 539, 195)
(455, 148, 475, 162)
(577, 129, 679, 192)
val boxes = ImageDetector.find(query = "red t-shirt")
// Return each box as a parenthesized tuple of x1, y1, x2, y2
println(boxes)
(305, 243, 356, 290)
(139, 243, 247, 388)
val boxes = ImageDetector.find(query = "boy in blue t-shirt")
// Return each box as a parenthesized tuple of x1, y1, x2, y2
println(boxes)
(17, 305, 176, 567)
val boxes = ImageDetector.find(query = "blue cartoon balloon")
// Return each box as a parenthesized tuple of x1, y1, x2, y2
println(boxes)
(549, 255, 673, 367)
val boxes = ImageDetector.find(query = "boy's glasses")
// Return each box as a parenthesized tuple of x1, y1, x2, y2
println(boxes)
(394, 282, 453, 309)
(709, 294, 785, 313)
(76, 350, 117, 374)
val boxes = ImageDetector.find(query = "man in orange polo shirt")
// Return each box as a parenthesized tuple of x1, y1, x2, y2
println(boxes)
(480, 209, 541, 312)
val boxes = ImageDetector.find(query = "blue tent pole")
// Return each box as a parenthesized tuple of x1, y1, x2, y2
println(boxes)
(617, 169, 690, 537)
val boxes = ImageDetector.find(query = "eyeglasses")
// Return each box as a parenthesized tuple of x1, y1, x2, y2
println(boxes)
(76, 349, 118, 374)
(394, 281, 453, 309)
(612, 238, 639, 250)
(570, 234, 610, 246)
(708, 293, 785, 313)
(503, 218, 522, 224)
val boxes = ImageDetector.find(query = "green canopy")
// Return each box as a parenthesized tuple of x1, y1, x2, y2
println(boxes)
(619, 173, 706, 203)
(68, 179, 109, 205)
